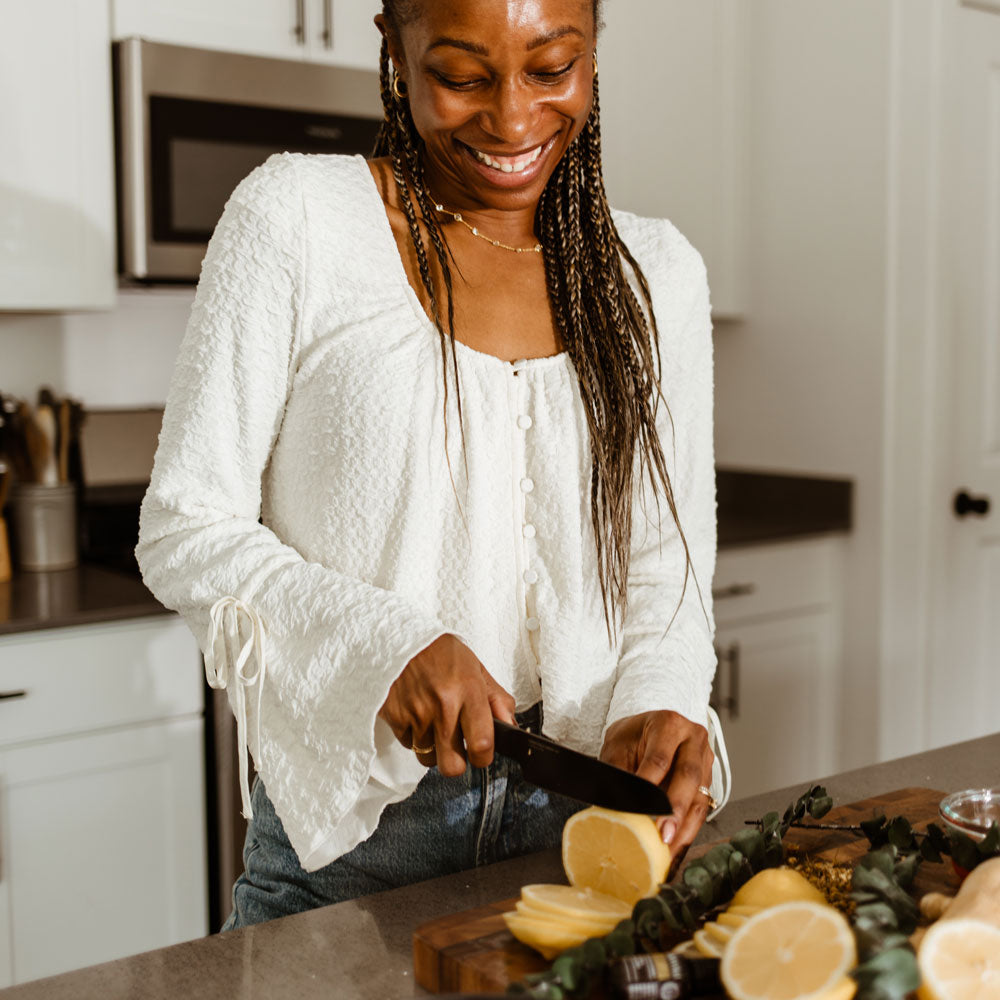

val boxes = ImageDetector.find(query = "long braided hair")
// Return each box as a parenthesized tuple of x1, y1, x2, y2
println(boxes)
(374, 0, 696, 645)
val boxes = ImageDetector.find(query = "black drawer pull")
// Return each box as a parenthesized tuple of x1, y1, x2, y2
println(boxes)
(0, 690, 28, 701)
(712, 583, 757, 600)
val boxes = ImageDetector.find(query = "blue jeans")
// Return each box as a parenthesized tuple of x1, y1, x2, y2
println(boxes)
(221, 704, 582, 930)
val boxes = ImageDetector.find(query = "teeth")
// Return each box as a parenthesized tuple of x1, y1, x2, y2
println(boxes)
(470, 143, 544, 173)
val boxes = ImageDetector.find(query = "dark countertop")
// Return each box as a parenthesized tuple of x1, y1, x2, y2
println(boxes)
(0, 563, 168, 637)
(0, 468, 851, 637)
(3, 731, 995, 1000)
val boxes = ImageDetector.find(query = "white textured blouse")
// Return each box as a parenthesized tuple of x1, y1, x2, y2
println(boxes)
(136, 152, 731, 872)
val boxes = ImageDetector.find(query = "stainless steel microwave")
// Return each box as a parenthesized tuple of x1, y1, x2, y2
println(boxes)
(113, 38, 383, 282)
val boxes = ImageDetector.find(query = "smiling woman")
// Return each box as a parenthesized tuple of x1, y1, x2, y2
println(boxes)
(136, 0, 730, 933)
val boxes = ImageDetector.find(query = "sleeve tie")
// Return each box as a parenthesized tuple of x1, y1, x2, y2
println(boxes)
(205, 596, 268, 820)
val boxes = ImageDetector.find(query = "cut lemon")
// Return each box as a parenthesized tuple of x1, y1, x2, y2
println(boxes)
(720, 900, 856, 1000)
(916, 918, 1000, 1000)
(561, 806, 671, 906)
(705, 920, 736, 945)
(718, 911, 753, 929)
(693, 928, 726, 958)
(729, 904, 764, 917)
(730, 867, 828, 910)
(519, 883, 632, 922)
(514, 900, 618, 932)
(503, 912, 602, 961)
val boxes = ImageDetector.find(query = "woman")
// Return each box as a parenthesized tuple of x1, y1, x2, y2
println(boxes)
(136, 0, 730, 930)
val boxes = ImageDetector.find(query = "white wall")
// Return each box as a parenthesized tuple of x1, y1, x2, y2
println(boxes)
(0, 287, 192, 407)
(712, 0, 895, 770)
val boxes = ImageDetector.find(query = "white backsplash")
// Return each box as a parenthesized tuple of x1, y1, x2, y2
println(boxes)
(0, 286, 193, 407)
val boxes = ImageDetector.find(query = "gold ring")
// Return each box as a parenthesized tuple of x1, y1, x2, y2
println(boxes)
(412, 742, 435, 756)
(698, 785, 718, 810)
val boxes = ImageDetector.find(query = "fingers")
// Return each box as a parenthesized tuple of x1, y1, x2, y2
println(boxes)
(378, 636, 518, 776)
(662, 731, 715, 857)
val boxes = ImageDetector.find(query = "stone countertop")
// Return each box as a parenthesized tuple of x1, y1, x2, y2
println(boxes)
(0, 563, 168, 637)
(0, 468, 851, 637)
(4, 731, 995, 1000)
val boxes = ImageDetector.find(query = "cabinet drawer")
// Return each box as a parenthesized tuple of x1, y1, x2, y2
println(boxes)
(0, 617, 202, 748)
(713, 538, 841, 626)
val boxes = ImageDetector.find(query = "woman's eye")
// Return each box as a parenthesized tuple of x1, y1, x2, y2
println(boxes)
(533, 61, 577, 81)
(433, 72, 483, 91)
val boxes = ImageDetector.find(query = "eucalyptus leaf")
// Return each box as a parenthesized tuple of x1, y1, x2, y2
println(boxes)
(551, 955, 581, 991)
(948, 829, 980, 872)
(860, 815, 888, 847)
(852, 947, 920, 1000)
(683, 865, 714, 906)
(893, 852, 921, 889)
(887, 817, 915, 851)
(809, 794, 834, 818)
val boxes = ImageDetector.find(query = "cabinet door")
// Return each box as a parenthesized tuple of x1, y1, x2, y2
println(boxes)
(305, 0, 383, 70)
(112, 0, 305, 60)
(0, 720, 207, 985)
(598, 0, 747, 317)
(0, 0, 115, 309)
(713, 612, 838, 800)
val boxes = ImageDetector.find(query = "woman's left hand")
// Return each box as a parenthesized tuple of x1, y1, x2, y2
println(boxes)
(600, 710, 714, 868)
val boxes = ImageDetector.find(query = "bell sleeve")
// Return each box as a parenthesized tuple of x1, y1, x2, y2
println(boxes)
(135, 154, 452, 869)
(601, 225, 731, 815)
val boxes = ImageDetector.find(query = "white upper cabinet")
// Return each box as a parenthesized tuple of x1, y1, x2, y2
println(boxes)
(0, 0, 115, 310)
(598, 0, 748, 318)
(111, 0, 383, 71)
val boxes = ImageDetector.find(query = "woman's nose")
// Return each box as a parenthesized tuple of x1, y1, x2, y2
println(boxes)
(479, 78, 536, 145)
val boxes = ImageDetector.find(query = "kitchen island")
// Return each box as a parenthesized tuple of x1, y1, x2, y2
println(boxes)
(3, 730, 996, 1000)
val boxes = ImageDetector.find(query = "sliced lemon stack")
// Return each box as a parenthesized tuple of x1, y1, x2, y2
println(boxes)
(720, 900, 857, 1000)
(689, 866, 828, 959)
(916, 918, 1000, 1000)
(502, 884, 632, 960)
(561, 806, 671, 906)
(504, 806, 672, 960)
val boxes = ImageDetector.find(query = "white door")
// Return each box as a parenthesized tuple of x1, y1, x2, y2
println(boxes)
(112, 0, 305, 60)
(0, 0, 115, 309)
(928, 0, 1000, 748)
(713, 612, 837, 800)
(2, 720, 207, 984)
(304, 0, 382, 70)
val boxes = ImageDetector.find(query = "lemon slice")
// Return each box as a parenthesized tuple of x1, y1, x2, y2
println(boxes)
(720, 900, 856, 1000)
(693, 927, 726, 958)
(503, 912, 602, 961)
(519, 883, 632, 922)
(561, 806, 671, 905)
(514, 900, 619, 933)
(718, 911, 752, 928)
(917, 918, 1000, 1000)
(729, 905, 764, 917)
(705, 920, 736, 945)
(730, 867, 827, 909)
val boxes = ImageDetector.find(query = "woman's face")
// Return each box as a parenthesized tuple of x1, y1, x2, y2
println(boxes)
(379, 0, 596, 212)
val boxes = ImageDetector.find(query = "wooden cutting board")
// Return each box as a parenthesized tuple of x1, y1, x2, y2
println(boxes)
(413, 787, 958, 995)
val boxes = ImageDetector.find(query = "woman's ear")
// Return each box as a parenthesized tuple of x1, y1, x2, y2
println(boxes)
(373, 13, 407, 81)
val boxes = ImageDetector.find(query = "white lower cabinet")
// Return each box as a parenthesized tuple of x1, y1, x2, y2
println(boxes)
(712, 538, 844, 800)
(0, 617, 206, 987)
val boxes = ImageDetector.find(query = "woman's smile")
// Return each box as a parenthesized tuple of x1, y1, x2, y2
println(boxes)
(455, 133, 559, 188)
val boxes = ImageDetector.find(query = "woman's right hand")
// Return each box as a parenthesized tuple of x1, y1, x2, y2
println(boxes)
(378, 634, 517, 777)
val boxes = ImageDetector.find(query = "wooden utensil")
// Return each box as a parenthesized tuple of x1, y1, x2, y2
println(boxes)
(33, 403, 59, 486)
(0, 459, 11, 582)
(58, 398, 71, 483)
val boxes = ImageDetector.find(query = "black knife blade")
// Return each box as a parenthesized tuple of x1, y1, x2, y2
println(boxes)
(493, 719, 672, 815)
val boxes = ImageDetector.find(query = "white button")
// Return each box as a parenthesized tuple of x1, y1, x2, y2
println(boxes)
(523, 568, 538, 584)
(520, 477, 534, 493)
(517, 414, 533, 430)
(525, 617, 540, 631)
(522, 523, 536, 539)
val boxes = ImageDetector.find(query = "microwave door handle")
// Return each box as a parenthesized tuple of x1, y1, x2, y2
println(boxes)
(294, 0, 306, 45)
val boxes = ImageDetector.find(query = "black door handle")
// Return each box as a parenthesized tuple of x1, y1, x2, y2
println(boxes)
(954, 490, 991, 517)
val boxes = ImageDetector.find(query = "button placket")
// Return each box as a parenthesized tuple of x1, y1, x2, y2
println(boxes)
(510, 362, 541, 657)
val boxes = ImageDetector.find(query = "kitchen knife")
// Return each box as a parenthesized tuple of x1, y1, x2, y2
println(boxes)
(493, 719, 673, 815)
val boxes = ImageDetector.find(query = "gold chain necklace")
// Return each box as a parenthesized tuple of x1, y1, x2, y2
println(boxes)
(429, 196, 542, 254)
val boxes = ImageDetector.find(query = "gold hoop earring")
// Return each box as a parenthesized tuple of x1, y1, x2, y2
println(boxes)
(392, 74, 408, 100)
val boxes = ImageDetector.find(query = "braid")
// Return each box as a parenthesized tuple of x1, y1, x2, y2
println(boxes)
(377, 1, 700, 644)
